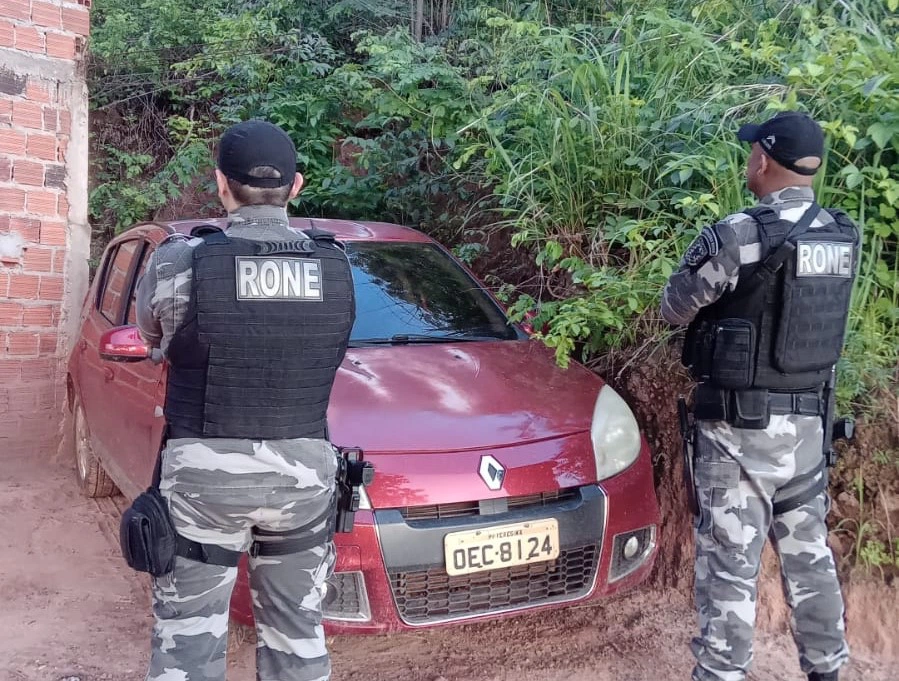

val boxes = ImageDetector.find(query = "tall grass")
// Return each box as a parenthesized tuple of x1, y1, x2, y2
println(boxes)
(443, 3, 898, 416)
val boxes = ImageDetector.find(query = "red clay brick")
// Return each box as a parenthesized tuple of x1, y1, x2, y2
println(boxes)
(23, 246, 53, 273)
(0, 0, 30, 21)
(45, 32, 76, 59)
(0, 271, 8, 297)
(0, 187, 27, 212)
(31, 1, 63, 30)
(14, 26, 46, 54)
(58, 193, 69, 217)
(58, 109, 71, 135)
(0, 302, 24, 326)
(0, 359, 23, 382)
(20, 357, 55, 381)
(0, 19, 13, 47)
(26, 189, 58, 216)
(9, 273, 40, 299)
(57, 136, 68, 162)
(62, 6, 90, 36)
(25, 81, 52, 104)
(0, 129, 26, 155)
(40, 219, 66, 245)
(39, 332, 58, 354)
(0, 98, 12, 126)
(0, 215, 8, 233)
(0, 157, 10, 182)
(10, 217, 41, 242)
(52, 249, 65, 273)
(41, 105, 58, 131)
(7, 332, 40, 356)
(13, 159, 45, 186)
(12, 100, 43, 130)
(22, 304, 55, 328)
(39, 275, 64, 301)
(26, 133, 56, 161)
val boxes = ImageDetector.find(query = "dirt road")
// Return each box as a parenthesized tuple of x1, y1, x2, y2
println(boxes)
(1, 450, 895, 681)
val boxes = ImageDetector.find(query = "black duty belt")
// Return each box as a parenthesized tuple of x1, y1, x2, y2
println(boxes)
(767, 391, 822, 416)
(693, 385, 823, 427)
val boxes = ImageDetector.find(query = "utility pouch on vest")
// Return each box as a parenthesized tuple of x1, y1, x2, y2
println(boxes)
(119, 486, 177, 577)
(710, 319, 756, 389)
(727, 389, 770, 429)
(693, 384, 728, 421)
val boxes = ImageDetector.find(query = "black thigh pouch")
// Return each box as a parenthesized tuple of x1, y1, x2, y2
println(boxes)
(710, 318, 756, 390)
(119, 487, 177, 577)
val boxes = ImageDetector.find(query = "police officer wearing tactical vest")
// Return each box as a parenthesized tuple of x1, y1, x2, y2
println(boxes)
(661, 111, 859, 681)
(135, 119, 355, 681)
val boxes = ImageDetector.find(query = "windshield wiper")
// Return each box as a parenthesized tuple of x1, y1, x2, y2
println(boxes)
(350, 333, 502, 347)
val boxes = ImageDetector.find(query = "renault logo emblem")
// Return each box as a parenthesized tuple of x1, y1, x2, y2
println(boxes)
(478, 455, 505, 491)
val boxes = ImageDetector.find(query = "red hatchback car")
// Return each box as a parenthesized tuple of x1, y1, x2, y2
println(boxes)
(66, 216, 660, 633)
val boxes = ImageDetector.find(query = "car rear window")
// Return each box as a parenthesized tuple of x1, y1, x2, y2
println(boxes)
(346, 242, 520, 343)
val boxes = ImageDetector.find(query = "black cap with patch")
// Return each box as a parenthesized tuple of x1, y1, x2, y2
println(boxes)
(737, 111, 824, 176)
(216, 119, 297, 188)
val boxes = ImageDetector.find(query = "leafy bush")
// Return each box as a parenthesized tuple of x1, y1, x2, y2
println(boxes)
(88, 0, 898, 415)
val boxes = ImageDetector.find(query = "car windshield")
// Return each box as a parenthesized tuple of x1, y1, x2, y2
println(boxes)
(346, 242, 521, 344)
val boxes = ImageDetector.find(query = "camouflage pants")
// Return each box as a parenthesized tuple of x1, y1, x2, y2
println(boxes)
(146, 437, 338, 681)
(690, 414, 849, 681)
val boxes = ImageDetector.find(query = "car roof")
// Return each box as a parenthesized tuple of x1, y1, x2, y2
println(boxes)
(160, 217, 434, 244)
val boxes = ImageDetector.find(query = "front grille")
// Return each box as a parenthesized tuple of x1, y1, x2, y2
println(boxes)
(387, 544, 599, 625)
(400, 488, 579, 521)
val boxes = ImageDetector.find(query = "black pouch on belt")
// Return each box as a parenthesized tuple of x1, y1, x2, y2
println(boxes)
(119, 486, 177, 577)
(728, 389, 770, 430)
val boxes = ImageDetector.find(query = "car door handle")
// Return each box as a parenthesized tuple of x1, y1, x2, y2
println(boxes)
(103, 367, 115, 382)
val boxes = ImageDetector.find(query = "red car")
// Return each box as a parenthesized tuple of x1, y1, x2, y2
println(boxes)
(66, 217, 660, 633)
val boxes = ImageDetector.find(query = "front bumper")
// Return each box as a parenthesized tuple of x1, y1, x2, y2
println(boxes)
(229, 442, 660, 633)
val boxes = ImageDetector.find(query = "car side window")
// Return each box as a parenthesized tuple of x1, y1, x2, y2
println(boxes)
(126, 245, 154, 325)
(98, 240, 140, 324)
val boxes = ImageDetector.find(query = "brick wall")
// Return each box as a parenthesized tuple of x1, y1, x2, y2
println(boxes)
(0, 0, 90, 458)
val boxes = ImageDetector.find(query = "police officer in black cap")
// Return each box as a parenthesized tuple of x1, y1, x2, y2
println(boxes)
(136, 119, 355, 681)
(661, 111, 860, 681)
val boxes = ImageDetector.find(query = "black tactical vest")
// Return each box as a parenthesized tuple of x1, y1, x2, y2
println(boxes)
(683, 205, 858, 392)
(164, 229, 355, 440)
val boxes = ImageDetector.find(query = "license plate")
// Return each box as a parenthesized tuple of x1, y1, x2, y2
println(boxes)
(443, 519, 560, 576)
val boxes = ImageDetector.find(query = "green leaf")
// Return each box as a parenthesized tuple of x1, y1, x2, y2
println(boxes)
(867, 123, 895, 150)
(806, 62, 825, 77)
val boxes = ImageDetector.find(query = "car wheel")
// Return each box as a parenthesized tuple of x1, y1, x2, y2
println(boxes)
(73, 398, 118, 498)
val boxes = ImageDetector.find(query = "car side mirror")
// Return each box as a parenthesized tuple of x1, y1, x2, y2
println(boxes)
(99, 325, 151, 362)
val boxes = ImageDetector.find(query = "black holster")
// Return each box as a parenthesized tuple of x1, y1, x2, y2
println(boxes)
(678, 398, 699, 517)
(119, 486, 178, 577)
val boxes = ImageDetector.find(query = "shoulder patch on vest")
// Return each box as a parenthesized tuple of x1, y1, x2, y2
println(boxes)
(796, 241, 853, 278)
(683, 226, 721, 270)
(235, 257, 323, 301)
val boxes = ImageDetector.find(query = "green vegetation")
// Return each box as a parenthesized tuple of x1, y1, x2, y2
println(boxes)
(88, 0, 898, 416)
(88, 1, 897, 576)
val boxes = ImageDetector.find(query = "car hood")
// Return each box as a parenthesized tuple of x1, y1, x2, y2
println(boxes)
(327, 339, 602, 452)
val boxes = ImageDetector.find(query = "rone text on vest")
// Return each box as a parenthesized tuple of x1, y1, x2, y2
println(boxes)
(795, 241, 853, 278)
(235, 256, 324, 300)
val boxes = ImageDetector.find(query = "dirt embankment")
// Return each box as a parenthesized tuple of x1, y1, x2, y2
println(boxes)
(614, 347, 899, 660)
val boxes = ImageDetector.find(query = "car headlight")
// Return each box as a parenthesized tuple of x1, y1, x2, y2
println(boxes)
(590, 384, 642, 481)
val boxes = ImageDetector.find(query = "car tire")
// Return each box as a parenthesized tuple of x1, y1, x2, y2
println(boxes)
(73, 398, 118, 498)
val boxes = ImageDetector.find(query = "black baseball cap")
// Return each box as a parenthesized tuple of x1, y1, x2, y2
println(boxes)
(216, 119, 297, 188)
(737, 111, 824, 176)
